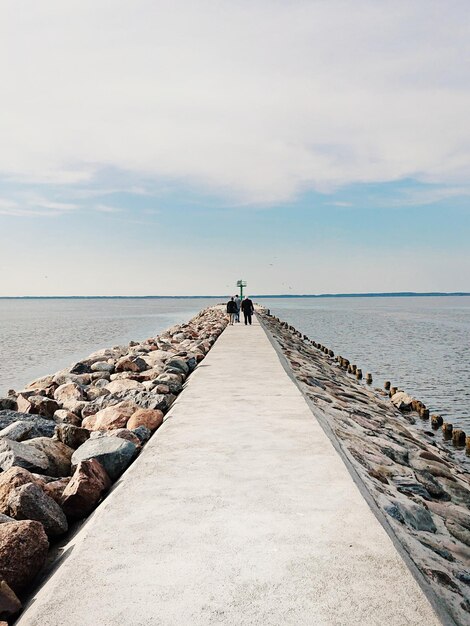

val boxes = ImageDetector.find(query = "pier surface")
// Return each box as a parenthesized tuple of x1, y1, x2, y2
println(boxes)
(18, 316, 440, 625)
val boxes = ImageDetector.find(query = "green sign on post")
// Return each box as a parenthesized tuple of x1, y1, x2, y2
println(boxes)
(236, 279, 247, 299)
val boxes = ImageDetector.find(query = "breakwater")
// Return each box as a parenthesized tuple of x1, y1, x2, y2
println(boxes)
(0, 307, 227, 623)
(259, 310, 470, 625)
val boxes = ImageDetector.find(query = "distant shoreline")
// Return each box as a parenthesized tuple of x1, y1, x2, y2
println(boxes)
(1, 292, 469, 300)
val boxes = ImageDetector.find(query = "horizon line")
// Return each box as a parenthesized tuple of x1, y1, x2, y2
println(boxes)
(1, 291, 470, 300)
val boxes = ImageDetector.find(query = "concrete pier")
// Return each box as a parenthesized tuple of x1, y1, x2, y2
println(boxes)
(18, 316, 440, 625)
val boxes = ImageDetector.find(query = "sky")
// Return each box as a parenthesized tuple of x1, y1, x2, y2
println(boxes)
(0, 0, 469, 296)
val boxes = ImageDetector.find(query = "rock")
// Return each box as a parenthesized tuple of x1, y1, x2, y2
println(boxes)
(127, 408, 163, 432)
(0, 514, 15, 524)
(23, 438, 73, 477)
(0, 420, 34, 442)
(70, 362, 92, 375)
(425, 569, 460, 592)
(131, 425, 152, 443)
(165, 357, 189, 375)
(86, 386, 110, 402)
(0, 397, 17, 411)
(387, 500, 437, 532)
(0, 467, 38, 514)
(415, 471, 451, 501)
(7, 483, 68, 537)
(0, 439, 49, 474)
(419, 538, 455, 561)
(25, 374, 55, 391)
(16, 394, 59, 418)
(123, 391, 172, 412)
(438, 478, 470, 508)
(419, 450, 450, 465)
(0, 520, 49, 592)
(115, 356, 148, 373)
(384, 502, 405, 524)
(390, 391, 414, 411)
(82, 400, 139, 431)
(54, 408, 82, 426)
(53, 382, 85, 406)
(0, 412, 56, 439)
(446, 521, 470, 547)
(43, 477, 71, 504)
(105, 379, 144, 394)
(61, 459, 111, 518)
(410, 457, 455, 479)
(111, 429, 142, 447)
(71, 436, 138, 481)
(0, 579, 22, 617)
(55, 424, 90, 449)
(394, 478, 432, 500)
(91, 361, 114, 373)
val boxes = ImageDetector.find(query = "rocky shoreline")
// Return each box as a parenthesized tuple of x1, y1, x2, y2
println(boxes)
(259, 309, 470, 625)
(0, 307, 227, 624)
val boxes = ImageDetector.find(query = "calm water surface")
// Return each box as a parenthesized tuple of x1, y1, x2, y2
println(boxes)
(0, 298, 216, 395)
(259, 296, 470, 428)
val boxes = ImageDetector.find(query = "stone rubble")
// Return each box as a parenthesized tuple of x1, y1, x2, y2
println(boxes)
(259, 310, 470, 626)
(0, 306, 227, 622)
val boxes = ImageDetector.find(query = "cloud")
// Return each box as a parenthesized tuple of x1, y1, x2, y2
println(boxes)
(95, 204, 123, 213)
(0, 195, 78, 217)
(1, 1, 470, 204)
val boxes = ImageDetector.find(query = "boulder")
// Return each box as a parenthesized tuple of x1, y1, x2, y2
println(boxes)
(82, 400, 138, 431)
(16, 394, 59, 418)
(0, 398, 17, 411)
(127, 408, 163, 432)
(0, 520, 49, 592)
(86, 386, 110, 402)
(23, 438, 73, 477)
(390, 391, 414, 411)
(25, 374, 55, 391)
(388, 500, 437, 533)
(55, 424, 90, 449)
(7, 483, 68, 537)
(115, 356, 148, 373)
(61, 459, 111, 518)
(131, 426, 152, 443)
(53, 408, 82, 426)
(0, 439, 49, 474)
(71, 437, 138, 481)
(70, 361, 92, 375)
(0, 421, 34, 442)
(0, 411, 56, 438)
(91, 361, 114, 373)
(0, 467, 38, 514)
(0, 579, 22, 618)
(53, 382, 85, 406)
(0, 514, 15, 524)
(105, 379, 144, 394)
(43, 477, 71, 504)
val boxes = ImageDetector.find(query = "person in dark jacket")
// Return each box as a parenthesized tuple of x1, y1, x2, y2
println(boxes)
(226, 297, 237, 325)
(241, 296, 254, 325)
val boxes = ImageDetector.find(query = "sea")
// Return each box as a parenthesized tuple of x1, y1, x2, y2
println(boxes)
(0, 296, 469, 428)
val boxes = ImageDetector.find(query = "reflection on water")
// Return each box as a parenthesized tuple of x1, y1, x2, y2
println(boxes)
(0, 298, 217, 394)
(258, 296, 470, 428)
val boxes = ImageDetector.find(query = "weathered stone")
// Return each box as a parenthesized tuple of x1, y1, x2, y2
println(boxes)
(0, 579, 22, 617)
(394, 478, 432, 500)
(55, 424, 90, 449)
(0, 397, 17, 411)
(71, 436, 138, 481)
(419, 538, 455, 561)
(43, 477, 71, 504)
(86, 386, 110, 402)
(131, 425, 152, 443)
(54, 409, 82, 426)
(0, 514, 15, 524)
(165, 357, 189, 375)
(17, 394, 59, 418)
(61, 459, 111, 518)
(91, 361, 114, 373)
(7, 483, 68, 537)
(425, 569, 460, 592)
(82, 400, 139, 431)
(23, 437, 73, 477)
(25, 375, 55, 391)
(0, 467, 38, 514)
(115, 356, 148, 373)
(53, 382, 85, 406)
(387, 500, 436, 532)
(105, 379, 144, 394)
(390, 391, 414, 411)
(410, 457, 455, 479)
(438, 478, 470, 508)
(0, 421, 35, 442)
(127, 408, 163, 432)
(0, 439, 49, 474)
(446, 521, 470, 547)
(415, 471, 451, 501)
(70, 361, 92, 375)
(0, 520, 49, 592)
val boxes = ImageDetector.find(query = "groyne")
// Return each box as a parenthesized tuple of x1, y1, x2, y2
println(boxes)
(0, 307, 467, 624)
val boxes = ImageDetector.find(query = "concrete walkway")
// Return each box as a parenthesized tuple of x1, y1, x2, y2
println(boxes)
(18, 316, 440, 626)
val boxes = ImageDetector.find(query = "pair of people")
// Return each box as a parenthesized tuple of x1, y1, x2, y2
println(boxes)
(226, 295, 254, 325)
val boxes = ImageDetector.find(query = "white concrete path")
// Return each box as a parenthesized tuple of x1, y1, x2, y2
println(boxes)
(18, 317, 440, 626)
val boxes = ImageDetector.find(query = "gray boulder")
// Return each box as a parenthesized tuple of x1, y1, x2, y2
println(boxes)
(0, 439, 49, 473)
(72, 436, 138, 481)
(0, 410, 56, 437)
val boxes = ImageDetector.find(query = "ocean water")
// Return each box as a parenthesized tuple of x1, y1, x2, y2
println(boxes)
(258, 296, 470, 428)
(1, 296, 469, 430)
(0, 298, 217, 395)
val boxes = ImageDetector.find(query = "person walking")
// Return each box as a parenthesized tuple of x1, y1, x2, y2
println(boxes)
(226, 297, 237, 325)
(241, 296, 254, 325)
(234, 294, 241, 323)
